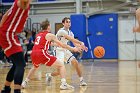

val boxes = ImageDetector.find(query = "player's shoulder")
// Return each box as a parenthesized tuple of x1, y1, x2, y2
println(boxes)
(36, 31, 45, 36)
(58, 27, 65, 32)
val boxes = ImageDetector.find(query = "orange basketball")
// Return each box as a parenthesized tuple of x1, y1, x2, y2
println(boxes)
(94, 46, 105, 58)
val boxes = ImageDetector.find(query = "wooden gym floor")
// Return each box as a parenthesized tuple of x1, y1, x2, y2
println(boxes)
(0, 60, 140, 93)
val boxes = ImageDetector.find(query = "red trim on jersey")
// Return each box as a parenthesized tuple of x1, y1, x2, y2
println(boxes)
(31, 50, 57, 68)
(31, 31, 57, 68)
(0, 0, 30, 57)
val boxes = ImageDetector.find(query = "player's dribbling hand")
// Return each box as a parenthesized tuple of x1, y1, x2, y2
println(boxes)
(84, 46, 88, 52)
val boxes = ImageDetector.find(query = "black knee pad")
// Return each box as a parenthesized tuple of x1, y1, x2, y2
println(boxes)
(14, 66, 25, 85)
(8, 52, 26, 85)
(6, 65, 16, 82)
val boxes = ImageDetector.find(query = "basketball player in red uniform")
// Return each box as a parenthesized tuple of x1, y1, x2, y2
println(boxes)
(22, 19, 81, 90)
(0, 0, 31, 93)
(133, 8, 140, 33)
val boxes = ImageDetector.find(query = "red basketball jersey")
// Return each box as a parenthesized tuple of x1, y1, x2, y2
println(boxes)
(32, 31, 51, 51)
(31, 31, 57, 68)
(0, 0, 30, 33)
(0, 0, 30, 57)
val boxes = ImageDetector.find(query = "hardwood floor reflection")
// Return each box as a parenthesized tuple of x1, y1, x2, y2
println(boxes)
(0, 60, 140, 93)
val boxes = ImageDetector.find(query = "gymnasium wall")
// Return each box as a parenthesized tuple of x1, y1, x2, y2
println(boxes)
(70, 14, 90, 59)
(70, 14, 118, 59)
(29, 14, 140, 60)
(28, 14, 71, 33)
(118, 15, 140, 60)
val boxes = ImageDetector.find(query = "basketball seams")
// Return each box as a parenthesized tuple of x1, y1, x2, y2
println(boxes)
(97, 48, 103, 57)
(94, 46, 105, 58)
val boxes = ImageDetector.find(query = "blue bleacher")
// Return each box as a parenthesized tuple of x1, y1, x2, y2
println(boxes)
(2, 0, 14, 3)
(38, 0, 55, 1)
(2, 0, 55, 3)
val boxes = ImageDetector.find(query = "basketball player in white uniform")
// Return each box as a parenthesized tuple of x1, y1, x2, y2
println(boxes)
(46, 17, 88, 86)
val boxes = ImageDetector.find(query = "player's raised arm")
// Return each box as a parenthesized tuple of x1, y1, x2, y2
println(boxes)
(17, 0, 31, 9)
(0, 10, 10, 27)
(57, 30, 88, 52)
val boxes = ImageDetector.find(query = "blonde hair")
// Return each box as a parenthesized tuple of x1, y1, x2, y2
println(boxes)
(41, 19, 50, 30)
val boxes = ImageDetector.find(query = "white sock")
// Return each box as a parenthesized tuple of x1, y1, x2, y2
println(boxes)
(61, 78, 66, 85)
(46, 73, 51, 77)
(25, 78, 30, 82)
(79, 77, 83, 82)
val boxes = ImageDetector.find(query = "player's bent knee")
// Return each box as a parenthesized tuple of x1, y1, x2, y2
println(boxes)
(52, 59, 64, 68)
(14, 66, 25, 85)
(71, 59, 79, 66)
(72, 58, 78, 63)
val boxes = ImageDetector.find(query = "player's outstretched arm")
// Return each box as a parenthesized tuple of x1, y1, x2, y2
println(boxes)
(63, 35, 88, 52)
(64, 34, 83, 45)
(0, 10, 11, 27)
(0, 0, 32, 27)
(74, 42, 88, 52)
(46, 33, 81, 52)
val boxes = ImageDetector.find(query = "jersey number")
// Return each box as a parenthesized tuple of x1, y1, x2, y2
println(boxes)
(35, 36, 41, 45)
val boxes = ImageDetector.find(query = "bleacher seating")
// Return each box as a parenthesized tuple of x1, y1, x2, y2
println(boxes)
(2, 0, 55, 3)
(2, 0, 14, 3)
(38, 0, 55, 1)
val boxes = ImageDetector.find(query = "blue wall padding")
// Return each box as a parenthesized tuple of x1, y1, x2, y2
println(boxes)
(70, 14, 91, 59)
(88, 14, 118, 59)
(69, 14, 118, 59)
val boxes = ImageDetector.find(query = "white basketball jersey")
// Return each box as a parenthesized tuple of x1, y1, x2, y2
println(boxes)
(55, 27, 74, 51)
(56, 27, 74, 45)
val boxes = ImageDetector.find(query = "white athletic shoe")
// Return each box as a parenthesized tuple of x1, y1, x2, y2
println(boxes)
(60, 89, 74, 93)
(60, 83, 74, 90)
(80, 86, 87, 92)
(46, 73, 52, 86)
(21, 80, 29, 89)
(80, 80, 87, 86)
